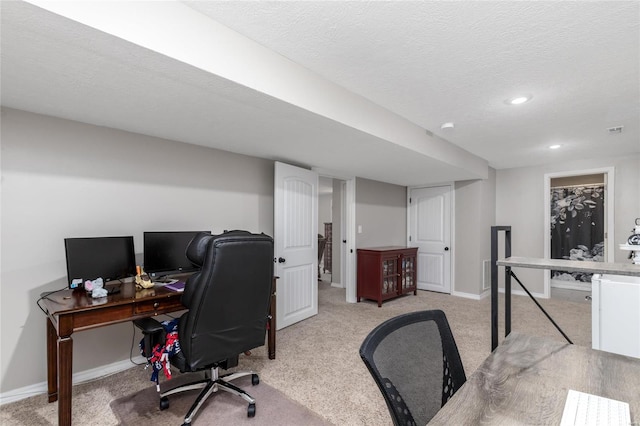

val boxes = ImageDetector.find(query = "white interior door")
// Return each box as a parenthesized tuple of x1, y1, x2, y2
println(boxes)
(409, 185, 451, 293)
(274, 162, 318, 330)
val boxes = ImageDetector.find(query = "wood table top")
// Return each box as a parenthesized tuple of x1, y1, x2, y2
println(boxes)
(39, 281, 182, 315)
(497, 256, 640, 277)
(428, 332, 640, 425)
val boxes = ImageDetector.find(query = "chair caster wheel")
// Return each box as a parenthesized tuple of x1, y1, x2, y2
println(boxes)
(248, 403, 256, 417)
(252, 374, 260, 385)
(160, 396, 170, 410)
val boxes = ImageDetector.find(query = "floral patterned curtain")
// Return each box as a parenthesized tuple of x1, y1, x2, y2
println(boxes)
(550, 184, 605, 282)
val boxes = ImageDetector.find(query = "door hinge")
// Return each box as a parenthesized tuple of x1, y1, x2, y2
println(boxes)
(409, 236, 412, 242)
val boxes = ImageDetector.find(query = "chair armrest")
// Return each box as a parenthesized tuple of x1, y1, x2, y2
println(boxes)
(133, 318, 165, 358)
(133, 317, 163, 334)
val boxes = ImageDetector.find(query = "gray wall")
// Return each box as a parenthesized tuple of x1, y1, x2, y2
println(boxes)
(454, 168, 497, 296)
(331, 179, 344, 285)
(355, 177, 407, 248)
(318, 176, 333, 234)
(0, 108, 274, 393)
(496, 154, 640, 295)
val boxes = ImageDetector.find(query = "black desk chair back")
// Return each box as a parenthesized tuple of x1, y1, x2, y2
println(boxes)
(359, 310, 466, 426)
(136, 230, 273, 425)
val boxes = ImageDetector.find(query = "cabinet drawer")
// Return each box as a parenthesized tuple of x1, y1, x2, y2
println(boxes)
(134, 298, 183, 315)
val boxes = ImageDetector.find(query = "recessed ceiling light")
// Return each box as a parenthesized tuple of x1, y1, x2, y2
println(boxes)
(506, 95, 532, 105)
(549, 144, 562, 150)
(440, 122, 455, 130)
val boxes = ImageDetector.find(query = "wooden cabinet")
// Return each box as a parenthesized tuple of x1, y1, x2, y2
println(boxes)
(357, 246, 418, 307)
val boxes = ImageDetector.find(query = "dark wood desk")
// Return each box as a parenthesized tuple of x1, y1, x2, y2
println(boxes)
(428, 332, 640, 425)
(41, 281, 276, 426)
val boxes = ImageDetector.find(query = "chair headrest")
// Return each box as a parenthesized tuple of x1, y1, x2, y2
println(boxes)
(185, 232, 214, 267)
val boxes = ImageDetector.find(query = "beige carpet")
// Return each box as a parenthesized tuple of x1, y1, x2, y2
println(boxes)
(235, 283, 591, 426)
(0, 282, 590, 425)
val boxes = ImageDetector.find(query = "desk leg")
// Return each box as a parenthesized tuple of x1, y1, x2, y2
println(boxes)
(46, 317, 58, 403)
(58, 336, 73, 426)
(268, 288, 276, 360)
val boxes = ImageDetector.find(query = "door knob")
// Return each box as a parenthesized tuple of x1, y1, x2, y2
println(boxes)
(444, 247, 449, 251)
(278, 257, 286, 263)
(342, 240, 347, 243)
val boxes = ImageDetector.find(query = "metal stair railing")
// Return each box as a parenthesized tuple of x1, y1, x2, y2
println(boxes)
(490, 226, 572, 351)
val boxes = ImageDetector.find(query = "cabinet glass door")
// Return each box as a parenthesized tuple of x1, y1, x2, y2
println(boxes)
(401, 256, 415, 291)
(382, 258, 398, 295)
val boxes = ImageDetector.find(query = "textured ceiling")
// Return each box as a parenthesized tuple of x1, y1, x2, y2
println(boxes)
(185, 1, 640, 169)
(1, 1, 638, 187)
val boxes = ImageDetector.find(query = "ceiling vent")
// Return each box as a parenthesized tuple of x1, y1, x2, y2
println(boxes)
(607, 126, 624, 134)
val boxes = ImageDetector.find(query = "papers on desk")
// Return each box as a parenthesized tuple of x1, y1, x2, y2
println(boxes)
(164, 281, 186, 292)
(560, 389, 630, 426)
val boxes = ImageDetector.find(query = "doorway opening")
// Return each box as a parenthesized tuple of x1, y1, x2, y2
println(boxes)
(318, 176, 350, 290)
(543, 167, 615, 301)
(318, 176, 335, 284)
(314, 168, 357, 303)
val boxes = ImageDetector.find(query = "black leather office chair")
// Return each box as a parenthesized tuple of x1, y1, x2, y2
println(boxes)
(359, 310, 466, 426)
(136, 230, 274, 425)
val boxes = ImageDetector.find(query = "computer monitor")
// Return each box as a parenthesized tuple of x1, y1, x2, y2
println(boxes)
(143, 231, 210, 278)
(64, 236, 136, 287)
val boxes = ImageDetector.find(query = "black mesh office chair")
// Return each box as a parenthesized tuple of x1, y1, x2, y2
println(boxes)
(359, 310, 466, 426)
(135, 230, 274, 425)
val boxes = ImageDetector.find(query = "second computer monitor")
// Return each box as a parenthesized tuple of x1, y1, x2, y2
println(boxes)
(143, 231, 210, 278)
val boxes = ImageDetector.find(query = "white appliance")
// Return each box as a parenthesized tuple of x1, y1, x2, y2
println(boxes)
(591, 274, 640, 358)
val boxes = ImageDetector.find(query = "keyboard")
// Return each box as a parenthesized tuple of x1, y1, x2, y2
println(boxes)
(560, 389, 631, 426)
(153, 278, 179, 285)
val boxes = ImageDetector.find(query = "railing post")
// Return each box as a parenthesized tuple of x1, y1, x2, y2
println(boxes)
(491, 226, 511, 351)
(491, 226, 572, 348)
(505, 228, 511, 338)
(491, 227, 499, 351)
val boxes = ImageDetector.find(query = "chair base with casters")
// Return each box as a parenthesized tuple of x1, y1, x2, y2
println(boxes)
(160, 365, 260, 425)
(134, 319, 261, 424)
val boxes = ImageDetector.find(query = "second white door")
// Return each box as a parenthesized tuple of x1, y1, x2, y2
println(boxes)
(409, 185, 451, 293)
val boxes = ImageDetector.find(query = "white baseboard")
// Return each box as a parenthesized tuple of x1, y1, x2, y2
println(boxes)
(433, 288, 545, 300)
(330, 282, 343, 289)
(551, 279, 591, 291)
(0, 356, 146, 405)
(451, 290, 485, 300)
(498, 287, 547, 299)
